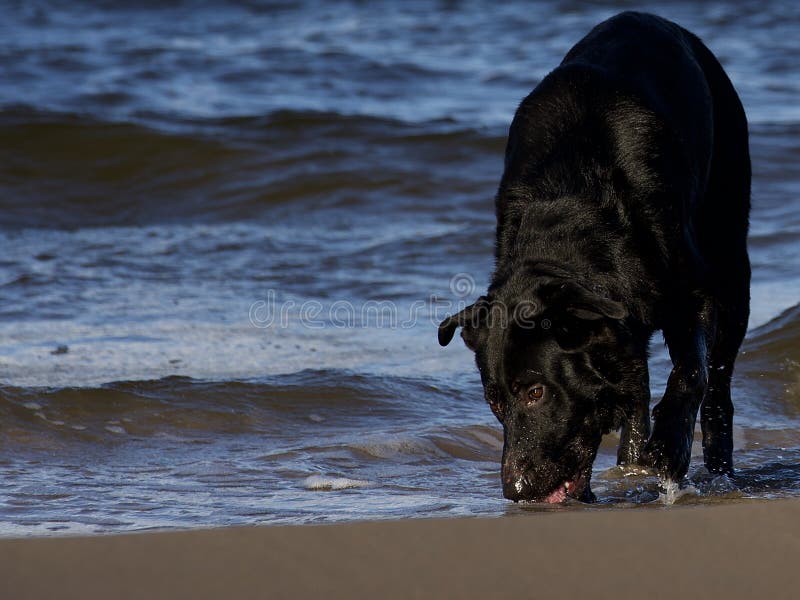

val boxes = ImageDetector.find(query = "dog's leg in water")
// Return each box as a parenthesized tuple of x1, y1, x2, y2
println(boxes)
(701, 287, 749, 474)
(644, 297, 716, 480)
(687, 28, 751, 476)
(617, 364, 651, 467)
(701, 361, 735, 475)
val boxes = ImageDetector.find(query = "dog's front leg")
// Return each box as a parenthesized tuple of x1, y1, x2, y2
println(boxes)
(643, 297, 716, 481)
(617, 361, 651, 467)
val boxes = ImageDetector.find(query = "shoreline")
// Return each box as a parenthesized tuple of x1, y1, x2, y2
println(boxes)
(2, 498, 799, 599)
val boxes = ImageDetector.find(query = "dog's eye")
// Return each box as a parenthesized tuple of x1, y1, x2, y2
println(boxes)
(527, 385, 545, 403)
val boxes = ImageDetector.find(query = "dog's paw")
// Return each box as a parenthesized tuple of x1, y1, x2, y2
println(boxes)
(641, 419, 694, 481)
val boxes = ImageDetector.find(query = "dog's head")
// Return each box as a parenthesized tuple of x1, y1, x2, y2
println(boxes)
(439, 271, 643, 503)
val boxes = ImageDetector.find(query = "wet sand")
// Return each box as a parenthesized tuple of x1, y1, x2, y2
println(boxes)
(2, 498, 799, 599)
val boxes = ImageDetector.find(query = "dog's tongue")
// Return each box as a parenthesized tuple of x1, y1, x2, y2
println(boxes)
(543, 482, 571, 504)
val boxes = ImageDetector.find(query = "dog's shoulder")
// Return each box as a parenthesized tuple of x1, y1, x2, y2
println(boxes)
(502, 62, 665, 201)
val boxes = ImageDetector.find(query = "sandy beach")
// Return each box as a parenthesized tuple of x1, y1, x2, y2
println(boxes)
(3, 498, 799, 600)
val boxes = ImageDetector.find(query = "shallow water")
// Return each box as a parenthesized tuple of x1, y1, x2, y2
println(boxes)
(1, 1, 799, 536)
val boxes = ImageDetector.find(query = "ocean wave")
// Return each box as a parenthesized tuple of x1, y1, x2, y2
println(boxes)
(0, 106, 504, 229)
(0, 370, 476, 445)
(737, 302, 800, 419)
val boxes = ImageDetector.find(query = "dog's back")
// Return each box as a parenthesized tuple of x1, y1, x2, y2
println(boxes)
(495, 11, 750, 319)
(563, 11, 751, 282)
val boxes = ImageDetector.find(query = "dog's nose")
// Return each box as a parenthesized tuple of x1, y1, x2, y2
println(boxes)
(501, 464, 528, 501)
(502, 476, 526, 502)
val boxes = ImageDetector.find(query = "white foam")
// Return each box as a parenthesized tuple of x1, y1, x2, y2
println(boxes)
(659, 479, 698, 505)
(302, 475, 371, 491)
(0, 312, 471, 388)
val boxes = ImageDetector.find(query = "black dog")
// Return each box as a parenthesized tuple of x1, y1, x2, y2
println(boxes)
(438, 12, 750, 502)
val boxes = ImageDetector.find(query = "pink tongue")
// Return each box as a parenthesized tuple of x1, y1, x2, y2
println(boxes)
(543, 484, 568, 504)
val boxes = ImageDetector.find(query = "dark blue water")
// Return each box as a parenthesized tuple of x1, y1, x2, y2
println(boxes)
(0, 1, 799, 535)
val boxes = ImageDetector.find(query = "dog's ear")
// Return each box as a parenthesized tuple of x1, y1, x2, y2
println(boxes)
(553, 280, 627, 321)
(438, 297, 488, 347)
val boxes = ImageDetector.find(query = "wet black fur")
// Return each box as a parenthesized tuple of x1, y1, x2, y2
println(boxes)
(438, 12, 750, 502)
